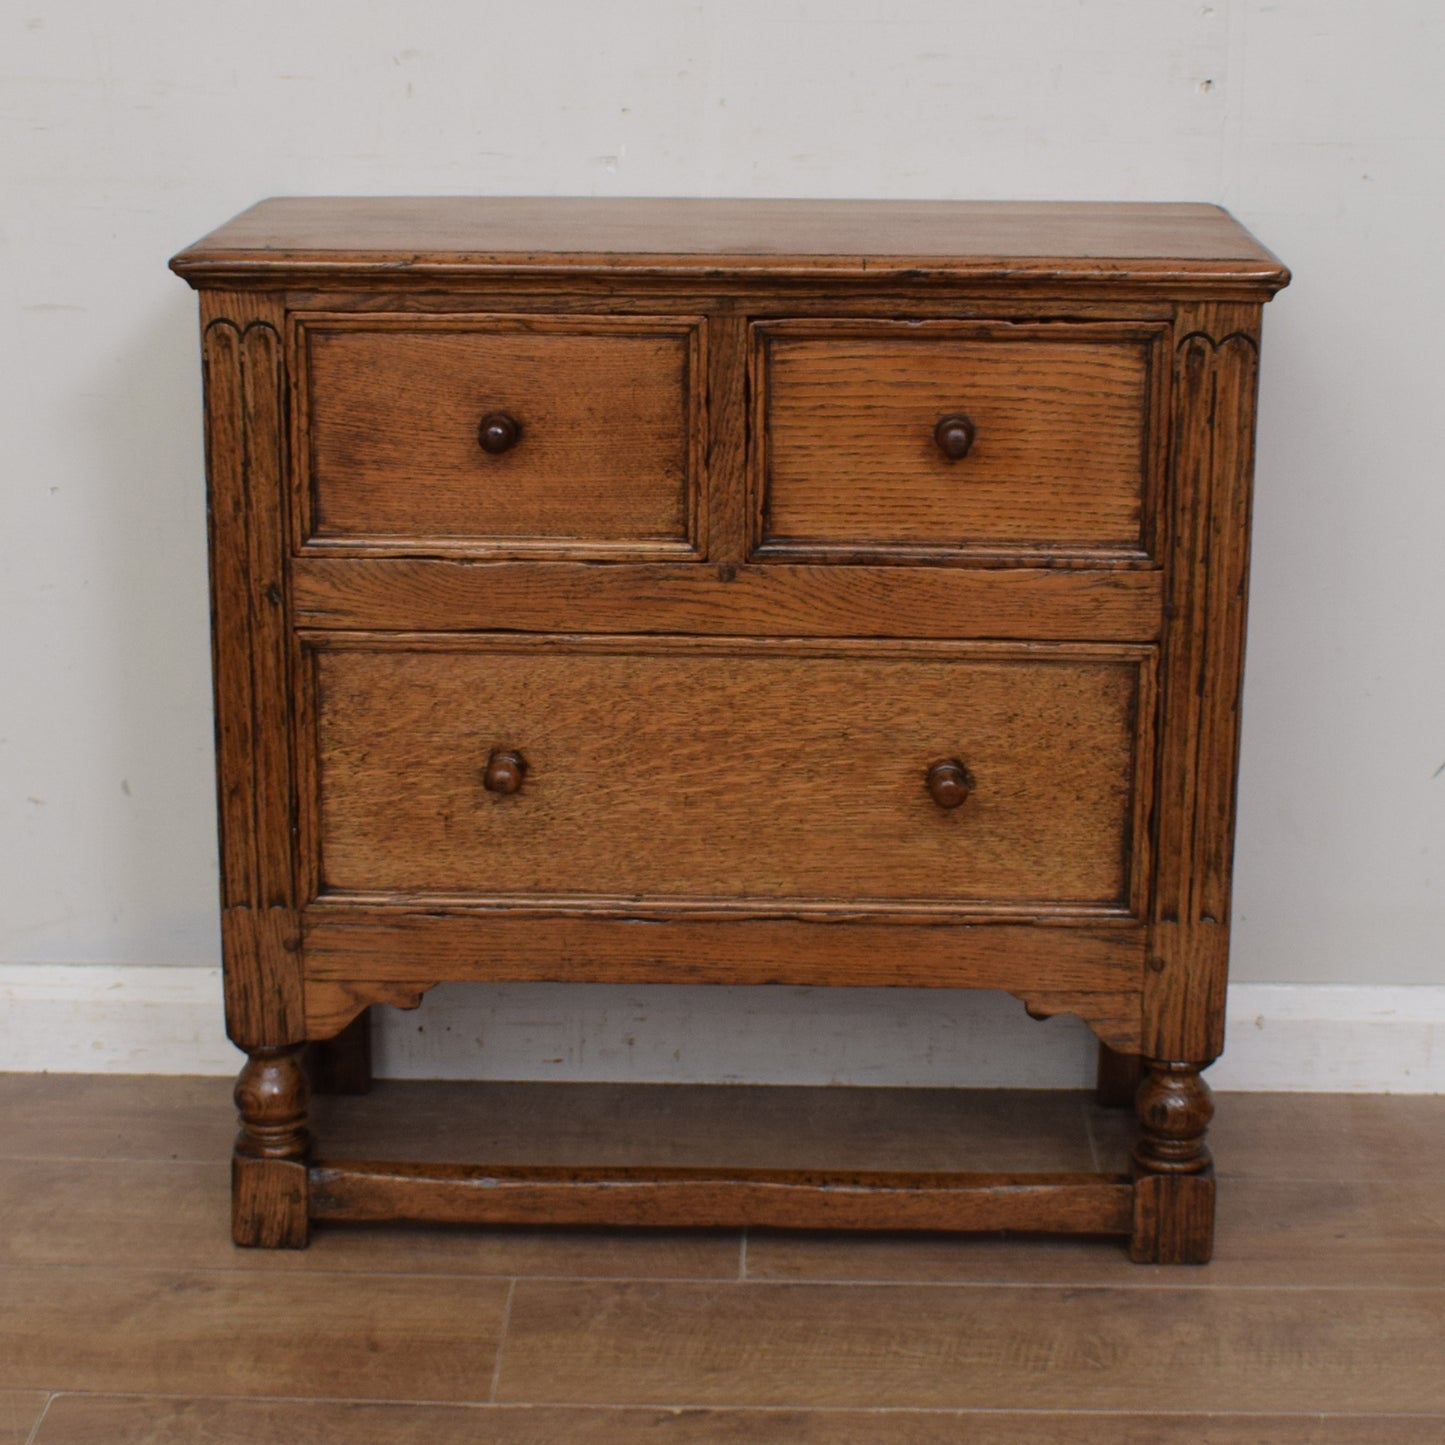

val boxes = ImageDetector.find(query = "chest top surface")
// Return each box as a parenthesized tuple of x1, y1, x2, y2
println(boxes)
(170, 197, 1288, 291)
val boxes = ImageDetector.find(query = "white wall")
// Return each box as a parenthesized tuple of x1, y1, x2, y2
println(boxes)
(2, 4, 1441, 1047)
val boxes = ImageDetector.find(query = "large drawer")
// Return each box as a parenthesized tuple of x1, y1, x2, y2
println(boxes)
(754, 320, 1167, 564)
(294, 314, 705, 557)
(307, 638, 1155, 917)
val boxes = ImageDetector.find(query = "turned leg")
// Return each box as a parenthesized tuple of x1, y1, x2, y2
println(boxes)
(1095, 1043, 1143, 1109)
(305, 1008, 373, 1095)
(233, 1045, 311, 1248)
(1129, 1060, 1215, 1265)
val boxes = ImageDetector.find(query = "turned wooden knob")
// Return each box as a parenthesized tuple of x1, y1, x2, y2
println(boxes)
(934, 414, 977, 461)
(926, 758, 970, 810)
(483, 748, 527, 795)
(477, 411, 522, 454)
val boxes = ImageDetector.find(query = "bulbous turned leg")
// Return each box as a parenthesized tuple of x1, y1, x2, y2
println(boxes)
(1129, 1060, 1215, 1265)
(232, 1045, 311, 1248)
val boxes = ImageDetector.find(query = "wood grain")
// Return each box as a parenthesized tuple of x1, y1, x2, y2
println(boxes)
(0, 1157, 742, 1279)
(312, 1082, 1102, 1174)
(290, 558, 1166, 639)
(170, 198, 1290, 291)
(495, 1278, 1445, 1411)
(757, 321, 1161, 560)
(744, 1176, 1445, 1289)
(299, 915, 1146, 1048)
(0, 1073, 234, 1163)
(1146, 303, 1265, 1062)
(297, 315, 702, 557)
(0, 1395, 46, 1445)
(200, 291, 304, 1051)
(0, 1268, 509, 1399)
(311, 638, 1150, 910)
(36, 1399, 1439, 1445)
(310, 1160, 1132, 1234)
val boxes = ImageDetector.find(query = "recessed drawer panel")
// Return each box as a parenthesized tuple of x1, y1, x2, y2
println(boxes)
(755, 320, 1166, 564)
(310, 639, 1154, 917)
(296, 315, 704, 557)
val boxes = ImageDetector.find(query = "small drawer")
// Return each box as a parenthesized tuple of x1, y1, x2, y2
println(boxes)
(308, 638, 1154, 918)
(753, 320, 1167, 564)
(295, 314, 705, 558)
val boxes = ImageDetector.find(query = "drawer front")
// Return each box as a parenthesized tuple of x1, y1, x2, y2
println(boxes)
(296, 315, 704, 557)
(309, 639, 1154, 917)
(755, 320, 1166, 563)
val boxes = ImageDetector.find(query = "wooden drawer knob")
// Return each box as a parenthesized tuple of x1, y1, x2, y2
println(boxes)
(483, 748, 527, 795)
(926, 758, 970, 810)
(477, 411, 522, 455)
(934, 414, 977, 461)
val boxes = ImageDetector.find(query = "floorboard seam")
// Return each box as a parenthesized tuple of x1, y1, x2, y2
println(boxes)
(21, 1391, 52, 1445)
(4, 1262, 1445, 1292)
(18, 1394, 1445, 1418)
(487, 1278, 517, 1405)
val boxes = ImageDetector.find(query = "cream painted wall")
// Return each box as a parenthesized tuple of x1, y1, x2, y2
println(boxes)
(2, 0, 1442, 995)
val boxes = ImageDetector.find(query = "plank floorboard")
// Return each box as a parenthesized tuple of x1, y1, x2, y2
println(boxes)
(744, 1177, 1445, 1287)
(0, 1076, 232, 1163)
(27, 1398, 1445, 1444)
(0, 1157, 741, 1279)
(6, 1077, 1445, 1429)
(1089, 1093, 1445, 1182)
(0, 1393, 48, 1445)
(0, 1268, 509, 1400)
(497, 1278, 1445, 1412)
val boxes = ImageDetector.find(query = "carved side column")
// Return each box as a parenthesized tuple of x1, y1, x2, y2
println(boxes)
(1136, 301, 1267, 1262)
(1146, 302, 1264, 1063)
(233, 1047, 310, 1247)
(200, 289, 310, 1245)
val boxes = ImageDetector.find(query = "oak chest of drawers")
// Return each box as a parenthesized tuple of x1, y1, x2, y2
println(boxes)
(171, 198, 1288, 1262)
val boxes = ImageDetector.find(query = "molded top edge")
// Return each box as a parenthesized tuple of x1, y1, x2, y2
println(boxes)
(170, 197, 1290, 292)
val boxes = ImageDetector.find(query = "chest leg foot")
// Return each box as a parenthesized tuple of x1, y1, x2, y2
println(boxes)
(1129, 1059, 1215, 1264)
(232, 1045, 311, 1248)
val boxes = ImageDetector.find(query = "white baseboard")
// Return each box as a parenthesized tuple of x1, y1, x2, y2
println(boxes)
(1, 964, 1442, 1092)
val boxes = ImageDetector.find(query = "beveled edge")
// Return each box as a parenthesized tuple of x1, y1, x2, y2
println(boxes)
(170, 197, 1291, 295)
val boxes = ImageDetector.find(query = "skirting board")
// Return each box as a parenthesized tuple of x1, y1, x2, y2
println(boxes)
(0, 965, 1441, 1092)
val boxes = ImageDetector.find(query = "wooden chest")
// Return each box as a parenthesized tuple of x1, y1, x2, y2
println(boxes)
(171, 199, 1288, 1262)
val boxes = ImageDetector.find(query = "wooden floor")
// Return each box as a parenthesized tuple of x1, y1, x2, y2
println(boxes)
(1, 1076, 1443, 1442)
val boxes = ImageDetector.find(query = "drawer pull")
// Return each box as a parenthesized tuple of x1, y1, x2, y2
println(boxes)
(483, 748, 527, 795)
(933, 414, 977, 461)
(926, 758, 970, 810)
(477, 411, 522, 455)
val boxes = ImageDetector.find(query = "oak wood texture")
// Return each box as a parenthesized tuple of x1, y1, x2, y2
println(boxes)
(173, 199, 1286, 1257)
(290, 558, 1167, 639)
(200, 293, 304, 1053)
(170, 197, 1291, 292)
(755, 320, 1164, 562)
(310, 638, 1152, 912)
(28, 1400, 1445, 1445)
(1145, 303, 1264, 1063)
(310, 1161, 1133, 1234)
(297, 314, 703, 558)
(298, 915, 1148, 1052)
